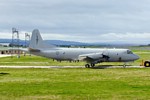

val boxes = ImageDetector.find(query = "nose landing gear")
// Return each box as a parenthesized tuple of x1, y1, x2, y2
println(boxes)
(85, 64, 90, 68)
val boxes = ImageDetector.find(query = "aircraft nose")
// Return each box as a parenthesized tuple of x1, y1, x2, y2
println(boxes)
(134, 54, 140, 60)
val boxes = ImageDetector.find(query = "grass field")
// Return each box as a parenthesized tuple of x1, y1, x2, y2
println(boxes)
(1, 68, 150, 100)
(0, 47, 149, 99)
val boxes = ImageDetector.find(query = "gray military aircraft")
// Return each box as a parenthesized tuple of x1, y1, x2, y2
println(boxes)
(27, 29, 139, 68)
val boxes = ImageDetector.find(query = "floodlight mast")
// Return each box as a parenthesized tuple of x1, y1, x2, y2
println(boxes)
(25, 33, 30, 48)
(11, 28, 20, 58)
(24, 33, 31, 56)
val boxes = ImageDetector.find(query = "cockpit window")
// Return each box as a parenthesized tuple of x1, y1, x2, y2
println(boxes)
(127, 50, 133, 54)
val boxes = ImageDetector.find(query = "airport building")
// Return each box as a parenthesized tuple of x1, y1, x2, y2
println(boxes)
(0, 47, 23, 54)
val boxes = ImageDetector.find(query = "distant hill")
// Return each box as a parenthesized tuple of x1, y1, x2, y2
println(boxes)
(0, 39, 12, 43)
(0, 39, 89, 46)
(0, 39, 141, 47)
(45, 40, 89, 46)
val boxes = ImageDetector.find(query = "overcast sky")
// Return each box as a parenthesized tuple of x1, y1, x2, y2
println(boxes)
(0, 0, 150, 44)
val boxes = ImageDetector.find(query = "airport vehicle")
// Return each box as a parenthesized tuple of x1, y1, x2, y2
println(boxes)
(26, 29, 139, 68)
(144, 60, 150, 67)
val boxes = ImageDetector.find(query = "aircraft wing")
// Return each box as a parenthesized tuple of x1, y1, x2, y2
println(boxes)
(78, 52, 103, 61)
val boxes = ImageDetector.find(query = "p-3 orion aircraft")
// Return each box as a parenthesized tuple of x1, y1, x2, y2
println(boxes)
(27, 29, 139, 68)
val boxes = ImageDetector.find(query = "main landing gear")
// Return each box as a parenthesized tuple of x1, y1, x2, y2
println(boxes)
(85, 63, 95, 68)
(123, 62, 127, 68)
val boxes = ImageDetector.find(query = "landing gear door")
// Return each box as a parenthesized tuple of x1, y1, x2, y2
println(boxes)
(56, 51, 60, 59)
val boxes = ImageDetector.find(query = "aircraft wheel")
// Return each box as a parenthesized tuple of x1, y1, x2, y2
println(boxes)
(123, 64, 126, 68)
(85, 64, 90, 68)
(91, 63, 95, 68)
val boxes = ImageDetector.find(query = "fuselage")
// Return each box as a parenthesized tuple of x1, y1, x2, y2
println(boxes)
(30, 47, 139, 63)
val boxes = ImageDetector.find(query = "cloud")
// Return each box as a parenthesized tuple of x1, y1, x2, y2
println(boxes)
(0, 0, 150, 44)
(39, 32, 150, 44)
(0, 29, 149, 44)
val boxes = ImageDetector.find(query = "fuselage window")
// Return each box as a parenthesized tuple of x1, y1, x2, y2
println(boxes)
(127, 50, 133, 54)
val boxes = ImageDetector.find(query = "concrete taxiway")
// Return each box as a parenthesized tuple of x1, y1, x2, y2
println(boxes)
(0, 54, 11, 57)
(0, 65, 144, 69)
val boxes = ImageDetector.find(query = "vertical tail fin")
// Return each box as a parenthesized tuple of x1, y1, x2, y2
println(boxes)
(29, 29, 55, 50)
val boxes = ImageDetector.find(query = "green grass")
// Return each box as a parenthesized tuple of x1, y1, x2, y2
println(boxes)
(0, 55, 85, 66)
(0, 48, 149, 99)
(1, 68, 150, 100)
